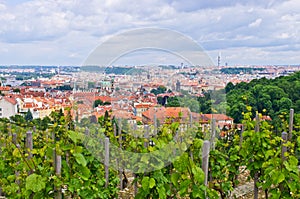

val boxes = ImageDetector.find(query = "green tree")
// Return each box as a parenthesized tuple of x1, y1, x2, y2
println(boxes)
(25, 109, 33, 122)
(13, 88, 20, 93)
(151, 86, 167, 95)
(88, 81, 95, 89)
(166, 96, 180, 107)
(225, 82, 234, 93)
(94, 99, 103, 107)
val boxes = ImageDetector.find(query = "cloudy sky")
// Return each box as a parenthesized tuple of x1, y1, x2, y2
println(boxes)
(0, 0, 299, 66)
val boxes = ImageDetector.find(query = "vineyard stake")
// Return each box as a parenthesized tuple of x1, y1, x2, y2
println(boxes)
(105, 137, 110, 188)
(118, 119, 123, 190)
(54, 148, 62, 199)
(288, 109, 294, 141)
(254, 113, 260, 199)
(202, 140, 210, 186)
(281, 132, 288, 161)
(210, 119, 216, 150)
(144, 125, 149, 148)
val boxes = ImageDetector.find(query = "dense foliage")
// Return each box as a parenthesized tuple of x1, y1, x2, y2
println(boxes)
(226, 71, 300, 126)
(0, 112, 119, 199)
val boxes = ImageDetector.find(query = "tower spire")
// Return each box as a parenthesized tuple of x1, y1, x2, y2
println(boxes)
(217, 52, 221, 67)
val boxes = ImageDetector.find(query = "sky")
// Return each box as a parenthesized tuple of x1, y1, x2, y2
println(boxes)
(0, 0, 299, 66)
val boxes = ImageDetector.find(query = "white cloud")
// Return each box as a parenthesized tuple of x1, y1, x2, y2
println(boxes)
(248, 18, 262, 28)
(0, 0, 299, 65)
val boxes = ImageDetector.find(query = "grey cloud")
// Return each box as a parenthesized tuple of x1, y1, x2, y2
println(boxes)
(169, 0, 288, 12)
(0, 0, 299, 65)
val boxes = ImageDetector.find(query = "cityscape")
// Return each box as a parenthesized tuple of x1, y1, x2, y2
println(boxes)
(1, 64, 299, 125)
(1, 0, 300, 198)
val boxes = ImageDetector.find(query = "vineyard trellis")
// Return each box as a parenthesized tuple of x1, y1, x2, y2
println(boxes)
(0, 108, 300, 198)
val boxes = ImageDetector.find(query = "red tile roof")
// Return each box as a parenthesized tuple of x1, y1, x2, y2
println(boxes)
(142, 107, 191, 124)
(0, 86, 11, 91)
(3, 96, 17, 105)
(202, 114, 233, 121)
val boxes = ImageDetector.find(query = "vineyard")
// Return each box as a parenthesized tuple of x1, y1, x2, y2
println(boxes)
(0, 107, 300, 199)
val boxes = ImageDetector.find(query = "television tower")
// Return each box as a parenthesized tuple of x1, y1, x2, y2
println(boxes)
(217, 52, 221, 67)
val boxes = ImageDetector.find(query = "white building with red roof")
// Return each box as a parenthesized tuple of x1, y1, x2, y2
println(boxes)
(0, 96, 18, 118)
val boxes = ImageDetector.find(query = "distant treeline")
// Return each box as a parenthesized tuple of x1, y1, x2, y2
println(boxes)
(105, 67, 145, 75)
(221, 67, 265, 74)
(81, 66, 145, 75)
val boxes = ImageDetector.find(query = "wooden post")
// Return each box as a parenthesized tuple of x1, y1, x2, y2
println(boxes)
(26, 131, 33, 160)
(118, 119, 122, 143)
(154, 113, 157, 136)
(12, 133, 20, 191)
(105, 137, 110, 188)
(54, 150, 62, 199)
(12, 133, 17, 145)
(85, 128, 89, 136)
(8, 124, 12, 137)
(280, 131, 288, 192)
(254, 113, 260, 199)
(281, 132, 288, 161)
(113, 123, 123, 190)
(210, 119, 216, 150)
(132, 123, 138, 195)
(133, 123, 137, 138)
(239, 124, 244, 148)
(118, 119, 123, 190)
(51, 130, 62, 199)
(288, 109, 294, 141)
(55, 155, 62, 176)
(144, 125, 149, 148)
(202, 140, 210, 186)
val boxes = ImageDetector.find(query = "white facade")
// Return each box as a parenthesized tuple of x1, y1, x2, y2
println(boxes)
(0, 97, 18, 118)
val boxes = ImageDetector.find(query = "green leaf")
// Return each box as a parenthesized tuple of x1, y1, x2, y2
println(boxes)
(149, 178, 156, 189)
(180, 142, 187, 151)
(26, 174, 46, 193)
(192, 185, 204, 198)
(81, 166, 91, 180)
(12, 148, 21, 158)
(179, 179, 191, 196)
(274, 172, 285, 184)
(141, 155, 149, 164)
(192, 166, 204, 184)
(74, 153, 87, 166)
(157, 186, 166, 199)
(171, 172, 180, 187)
(142, 177, 149, 191)
(68, 131, 80, 144)
(193, 138, 203, 149)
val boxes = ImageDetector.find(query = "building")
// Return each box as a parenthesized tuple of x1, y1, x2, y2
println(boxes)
(142, 106, 192, 125)
(202, 114, 234, 129)
(0, 96, 18, 118)
(0, 86, 11, 95)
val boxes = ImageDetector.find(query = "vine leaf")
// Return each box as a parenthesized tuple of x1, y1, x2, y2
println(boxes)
(149, 178, 156, 189)
(74, 153, 87, 167)
(25, 174, 46, 193)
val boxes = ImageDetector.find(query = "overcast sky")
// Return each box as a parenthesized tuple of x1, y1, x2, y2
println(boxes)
(0, 0, 299, 66)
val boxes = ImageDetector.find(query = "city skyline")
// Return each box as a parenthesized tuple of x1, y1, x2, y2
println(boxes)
(0, 0, 299, 66)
